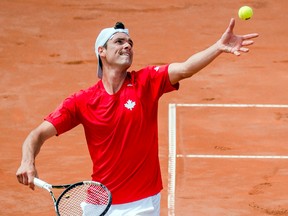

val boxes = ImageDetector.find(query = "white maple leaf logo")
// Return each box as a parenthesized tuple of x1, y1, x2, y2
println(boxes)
(124, 100, 136, 110)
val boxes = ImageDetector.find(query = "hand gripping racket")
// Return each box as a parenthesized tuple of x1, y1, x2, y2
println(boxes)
(34, 178, 112, 216)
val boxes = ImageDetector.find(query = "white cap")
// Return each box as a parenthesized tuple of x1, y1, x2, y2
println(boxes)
(95, 26, 129, 78)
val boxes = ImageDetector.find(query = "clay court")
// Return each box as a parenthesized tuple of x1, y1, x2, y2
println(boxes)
(1, 0, 288, 215)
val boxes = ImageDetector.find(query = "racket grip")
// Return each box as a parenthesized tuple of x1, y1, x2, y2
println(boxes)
(34, 178, 52, 189)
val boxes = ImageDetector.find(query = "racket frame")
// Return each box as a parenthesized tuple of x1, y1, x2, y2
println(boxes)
(33, 178, 112, 216)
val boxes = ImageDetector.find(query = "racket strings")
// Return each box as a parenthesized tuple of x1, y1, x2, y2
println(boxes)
(57, 183, 110, 216)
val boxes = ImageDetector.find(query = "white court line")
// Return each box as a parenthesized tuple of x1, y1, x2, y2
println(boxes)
(167, 103, 288, 216)
(168, 104, 176, 216)
(177, 154, 288, 159)
(175, 103, 288, 108)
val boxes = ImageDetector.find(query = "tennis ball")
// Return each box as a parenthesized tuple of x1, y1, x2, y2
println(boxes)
(238, 6, 253, 20)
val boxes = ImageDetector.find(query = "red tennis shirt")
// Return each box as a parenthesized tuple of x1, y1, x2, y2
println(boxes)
(45, 65, 179, 204)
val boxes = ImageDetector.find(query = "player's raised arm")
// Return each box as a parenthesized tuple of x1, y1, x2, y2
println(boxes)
(168, 18, 259, 85)
(16, 121, 57, 190)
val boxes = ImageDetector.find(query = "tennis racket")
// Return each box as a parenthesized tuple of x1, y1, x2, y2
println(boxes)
(33, 177, 112, 216)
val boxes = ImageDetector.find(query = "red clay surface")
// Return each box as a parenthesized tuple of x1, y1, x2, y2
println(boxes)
(1, 0, 288, 215)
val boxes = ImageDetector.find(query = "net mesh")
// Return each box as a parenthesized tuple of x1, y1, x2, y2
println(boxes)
(57, 182, 110, 216)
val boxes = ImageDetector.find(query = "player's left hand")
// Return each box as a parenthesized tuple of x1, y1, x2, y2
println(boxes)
(218, 18, 259, 56)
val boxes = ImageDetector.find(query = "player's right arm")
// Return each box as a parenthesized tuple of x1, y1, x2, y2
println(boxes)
(16, 121, 57, 190)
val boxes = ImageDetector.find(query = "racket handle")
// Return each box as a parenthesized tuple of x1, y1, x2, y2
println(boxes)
(34, 177, 52, 190)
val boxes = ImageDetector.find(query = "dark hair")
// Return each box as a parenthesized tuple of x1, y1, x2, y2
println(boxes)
(114, 22, 125, 29)
(102, 22, 125, 49)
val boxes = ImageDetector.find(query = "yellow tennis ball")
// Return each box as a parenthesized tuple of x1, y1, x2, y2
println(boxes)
(238, 6, 253, 20)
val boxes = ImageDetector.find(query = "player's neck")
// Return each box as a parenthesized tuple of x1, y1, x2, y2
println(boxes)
(102, 70, 127, 95)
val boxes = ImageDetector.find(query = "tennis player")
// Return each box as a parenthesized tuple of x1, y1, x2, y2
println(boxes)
(16, 19, 258, 215)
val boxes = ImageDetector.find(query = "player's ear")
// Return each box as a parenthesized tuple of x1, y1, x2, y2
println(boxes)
(98, 46, 106, 57)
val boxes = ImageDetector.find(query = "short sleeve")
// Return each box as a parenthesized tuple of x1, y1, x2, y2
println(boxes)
(44, 94, 80, 135)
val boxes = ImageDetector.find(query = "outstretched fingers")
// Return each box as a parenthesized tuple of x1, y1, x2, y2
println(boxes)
(242, 40, 255, 46)
(243, 33, 259, 40)
(239, 47, 249, 53)
(221, 18, 259, 56)
(225, 18, 235, 34)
